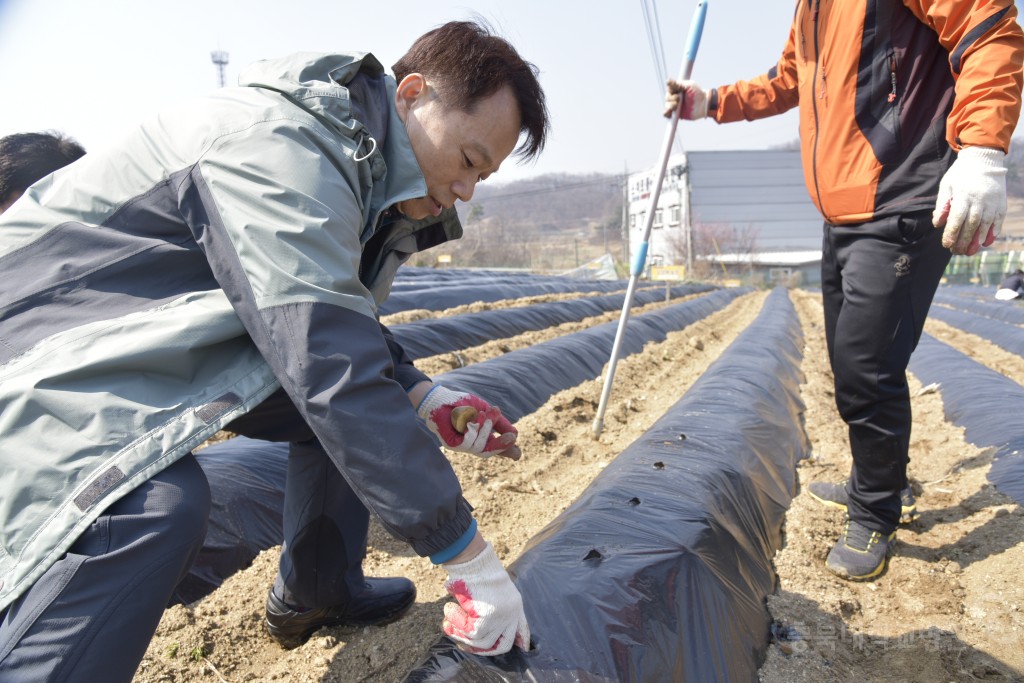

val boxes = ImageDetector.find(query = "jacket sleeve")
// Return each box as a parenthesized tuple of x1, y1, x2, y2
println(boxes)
(182, 117, 472, 557)
(903, 0, 1024, 153)
(380, 320, 430, 390)
(711, 12, 801, 123)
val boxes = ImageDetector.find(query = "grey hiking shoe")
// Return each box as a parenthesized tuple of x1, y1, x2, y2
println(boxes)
(825, 519, 896, 581)
(807, 479, 920, 525)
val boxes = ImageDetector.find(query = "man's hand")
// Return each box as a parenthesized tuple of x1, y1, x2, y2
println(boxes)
(664, 79, 709, 120)
(416, 385, 521, 459)
(442, 541, 530, 656)
(932, 146, 1007, 256)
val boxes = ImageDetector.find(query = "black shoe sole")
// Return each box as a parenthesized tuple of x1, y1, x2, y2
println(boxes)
(825, 555, 888, 581)
(807, 488, 848, 511)
(266, 594, 416, 650)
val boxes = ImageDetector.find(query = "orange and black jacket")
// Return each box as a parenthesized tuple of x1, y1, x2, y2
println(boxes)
(709, 0, 1024, 225)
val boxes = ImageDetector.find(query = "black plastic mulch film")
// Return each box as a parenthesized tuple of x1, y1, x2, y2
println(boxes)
(934, 285, 1024, 326)
(183, 282, 1024, 677)
(928, 303, 1024, 356)
(391, 283, 715, 360)
(381, 268, 634, 315)
(909, 290, 1024, 507)
(406, 288, 810, 682)
(176, 283, 737, 604)
(433, 288, 747, 423)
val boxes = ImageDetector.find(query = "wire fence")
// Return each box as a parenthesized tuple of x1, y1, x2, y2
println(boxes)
(945, 250, 1024, 285)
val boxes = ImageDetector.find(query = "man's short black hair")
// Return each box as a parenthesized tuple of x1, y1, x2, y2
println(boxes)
(0, 131, 86, 207)
(392, 20, 549, 163)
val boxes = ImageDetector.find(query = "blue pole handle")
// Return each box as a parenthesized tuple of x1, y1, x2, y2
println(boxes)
(684, 0, 708, 65)
(631, 242, 649, 276)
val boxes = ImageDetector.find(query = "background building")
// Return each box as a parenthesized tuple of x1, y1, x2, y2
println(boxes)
(627, 149, 823, 284)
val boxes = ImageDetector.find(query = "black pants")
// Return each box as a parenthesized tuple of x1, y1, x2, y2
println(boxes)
(0, 456, 210, 683)
(225, 389, 370, 608)
(821, 210, 950, 533)
(0, 391, 371, 683)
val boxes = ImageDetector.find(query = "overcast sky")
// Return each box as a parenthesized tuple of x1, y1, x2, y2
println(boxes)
(3, 0, 1004, 184)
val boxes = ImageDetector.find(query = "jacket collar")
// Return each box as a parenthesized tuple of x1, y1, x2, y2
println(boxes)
(237, 51, 462, 243)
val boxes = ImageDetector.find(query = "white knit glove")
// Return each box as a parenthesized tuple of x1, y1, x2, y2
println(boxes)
(416, 385, 520, 459)
(442, 542, 530, 655)
(932, 146, 1007, 255)
(664, 79, 709, 120)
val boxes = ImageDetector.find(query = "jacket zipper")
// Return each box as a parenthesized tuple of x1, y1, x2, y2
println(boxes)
(810, 0, 826, 218)
(888, 52, 898, 103)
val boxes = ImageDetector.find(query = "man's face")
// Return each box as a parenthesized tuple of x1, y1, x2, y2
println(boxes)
(395, 75, 521, 220)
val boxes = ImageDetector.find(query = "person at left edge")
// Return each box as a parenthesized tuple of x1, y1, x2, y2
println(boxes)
(0, 20, 547, 682)
(0, 130, 85, 214)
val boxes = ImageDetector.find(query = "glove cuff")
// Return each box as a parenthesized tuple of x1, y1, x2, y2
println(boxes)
(958, 146, 1005, 169)
(415, 384, 461, 421)
(442, 540, 502, 574)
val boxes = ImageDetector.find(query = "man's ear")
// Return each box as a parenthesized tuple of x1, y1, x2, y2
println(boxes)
(395, 73, 428, 122)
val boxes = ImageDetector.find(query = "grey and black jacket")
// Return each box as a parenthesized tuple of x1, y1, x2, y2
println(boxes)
(0, 51, 473, 612)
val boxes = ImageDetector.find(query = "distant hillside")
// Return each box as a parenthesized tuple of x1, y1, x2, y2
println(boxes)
(410, 140, 1024, 270)
(456, 172, 624, 232)
(411, 173, 626, 271)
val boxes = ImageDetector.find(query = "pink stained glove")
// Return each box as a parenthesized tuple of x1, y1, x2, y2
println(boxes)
(664, 79, 709, 120)
(416, 385, 520, 460)
(932, 146, 1007, 256)
(442, 542, 530, 655)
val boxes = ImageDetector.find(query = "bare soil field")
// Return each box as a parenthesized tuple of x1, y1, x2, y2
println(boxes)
(133, 286, 1024, 683)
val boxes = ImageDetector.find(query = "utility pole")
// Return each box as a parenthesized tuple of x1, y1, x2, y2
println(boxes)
(685, 157, 694, 276)
(621, 164, 630, 265)
(211, 50, 229, 88)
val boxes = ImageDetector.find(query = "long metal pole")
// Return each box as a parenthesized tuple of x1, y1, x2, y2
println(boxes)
(592, 0, 708, 438)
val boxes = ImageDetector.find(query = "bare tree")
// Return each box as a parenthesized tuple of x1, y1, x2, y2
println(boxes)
(666, 222, 760, 280)
(769, 138, 801, 151)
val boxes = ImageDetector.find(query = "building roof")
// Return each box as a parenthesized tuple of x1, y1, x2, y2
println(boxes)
(703, 249, 823, 266)
(688, 150, 822, 251)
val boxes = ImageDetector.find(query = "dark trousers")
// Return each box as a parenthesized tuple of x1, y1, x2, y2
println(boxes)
(821, 210, 950, 533)
(0, 455, 211, 683)
(0, 390, 370, 683)
(225, 388, 370, 608)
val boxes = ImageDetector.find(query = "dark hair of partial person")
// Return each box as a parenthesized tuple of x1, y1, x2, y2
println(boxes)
(0, 131, 85, 206)
(392, 20, 549, 162)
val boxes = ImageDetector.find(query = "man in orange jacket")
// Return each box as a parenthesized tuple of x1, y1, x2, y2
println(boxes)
(667, 0, 1024, 580)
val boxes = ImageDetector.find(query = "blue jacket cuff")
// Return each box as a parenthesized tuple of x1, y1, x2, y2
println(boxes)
(429, 518, 478, 565)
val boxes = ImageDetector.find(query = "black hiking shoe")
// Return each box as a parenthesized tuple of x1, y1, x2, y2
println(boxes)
(825, 519, 896, 581)
(807, 479, 920, 524)
(265, 577, 416, 649)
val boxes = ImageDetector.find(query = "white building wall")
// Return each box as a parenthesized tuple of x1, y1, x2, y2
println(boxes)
(627, 153, 689, 268)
